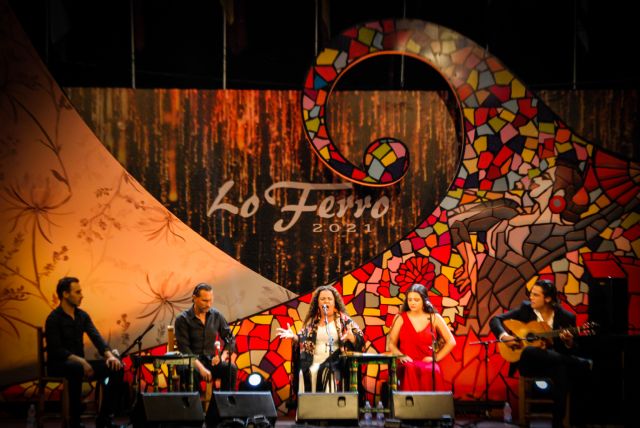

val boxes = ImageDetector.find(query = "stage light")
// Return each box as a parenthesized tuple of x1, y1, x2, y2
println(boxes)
(534, 380, 550, 391)
(530, 377, 553, 400)
(239, 372, 271, 392)
(247, 373, 263, 388)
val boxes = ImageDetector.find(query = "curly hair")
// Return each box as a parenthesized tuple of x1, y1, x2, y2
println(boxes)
(304, 285, 348, 326)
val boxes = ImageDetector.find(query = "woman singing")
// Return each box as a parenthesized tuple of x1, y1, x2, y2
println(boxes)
(276, 285, 364, 392)
(388, 283, 456, 391)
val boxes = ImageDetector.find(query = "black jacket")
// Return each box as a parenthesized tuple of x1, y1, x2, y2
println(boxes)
(489, 300, 576, 374)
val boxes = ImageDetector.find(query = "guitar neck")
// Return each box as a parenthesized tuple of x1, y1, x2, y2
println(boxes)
(536, 325, 580, 339)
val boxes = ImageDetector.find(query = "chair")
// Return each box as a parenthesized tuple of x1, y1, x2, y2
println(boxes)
(36, 326, 69, 427)
(166, 325, 216, 410)
(166, 325, 181, 391)
(36, 327, 100, 428)
(518, 376, 569, 426)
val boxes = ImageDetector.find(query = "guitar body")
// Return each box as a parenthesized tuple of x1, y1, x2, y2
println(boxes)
(497, 319, 552, 362)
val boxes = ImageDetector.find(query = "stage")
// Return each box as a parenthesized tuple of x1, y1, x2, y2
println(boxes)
(3, 414, 555, 428)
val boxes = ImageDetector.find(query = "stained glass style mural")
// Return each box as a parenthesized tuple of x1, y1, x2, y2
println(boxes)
(2, 7, 640, 421)
(231, 19, 640, 412)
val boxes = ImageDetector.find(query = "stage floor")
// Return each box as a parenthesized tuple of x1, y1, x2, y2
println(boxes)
(0, 415, 554, 428)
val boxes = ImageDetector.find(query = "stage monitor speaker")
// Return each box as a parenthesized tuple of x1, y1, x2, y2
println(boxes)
(134, 392, 203, 427)
(392, 391, 454, 421)
(587, 277, 628, 334)
(206, 391, 277, 427)
(296, 392, 359, 422)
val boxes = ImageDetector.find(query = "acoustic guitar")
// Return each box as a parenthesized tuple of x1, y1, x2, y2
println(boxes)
(497, 319, 597, 362)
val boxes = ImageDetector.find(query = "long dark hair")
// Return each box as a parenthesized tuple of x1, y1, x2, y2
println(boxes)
(401, 284, 437, 314)
(304, 285, 348, 325)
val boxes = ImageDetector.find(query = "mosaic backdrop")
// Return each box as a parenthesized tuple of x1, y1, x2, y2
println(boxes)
(226, 19, 640, 410)
(2, 6, 640, 417)
(65, 89, 460, 294)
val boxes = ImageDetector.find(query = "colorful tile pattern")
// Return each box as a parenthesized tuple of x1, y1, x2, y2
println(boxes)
(3, 18, 639, 417)
(292, 18, 640, 411)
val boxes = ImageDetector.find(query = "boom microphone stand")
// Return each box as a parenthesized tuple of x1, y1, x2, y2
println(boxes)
(466, 336, 519, 424)
(120, 323, 156, 392)
(119, 323, 155, 415)
(469, 338, 493, 405)
(455, 338, 499, 428)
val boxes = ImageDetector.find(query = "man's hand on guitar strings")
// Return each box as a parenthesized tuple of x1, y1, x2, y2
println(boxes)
(500, 333, 522, 350)
(559, 329, 574, 348)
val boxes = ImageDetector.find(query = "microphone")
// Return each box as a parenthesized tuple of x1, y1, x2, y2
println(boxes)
(322, 304, 328, 314)
(425, 301, 434, 313)
(143, 323, 155, 335)
(222, 331, 235, 354)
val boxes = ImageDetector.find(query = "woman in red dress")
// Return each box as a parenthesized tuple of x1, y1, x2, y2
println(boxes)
(388, 283, 456, 391)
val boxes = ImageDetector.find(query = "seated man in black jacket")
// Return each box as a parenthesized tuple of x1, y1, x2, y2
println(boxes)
(490, 279, 592, 427)
(45, 277, 124, 428)
(175, 283, 238, 391)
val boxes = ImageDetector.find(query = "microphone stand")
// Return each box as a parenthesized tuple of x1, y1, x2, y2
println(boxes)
(470, 339, 492, 405)
(466, 336, 520, 421)
(120, 323, 156, 360)
(323, 306, 337, 392)
(429, 311, 436, 392)
(119, 323, 155, 414)
(224, 334, 234, 391)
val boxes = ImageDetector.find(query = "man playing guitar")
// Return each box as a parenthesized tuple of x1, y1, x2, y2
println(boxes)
(490, 279, 593, 427)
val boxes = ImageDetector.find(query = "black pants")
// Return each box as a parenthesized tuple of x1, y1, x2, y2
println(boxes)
(49, 359, 124, 428)
(519, 346, 589, 427)
(180, 356, 238, 392)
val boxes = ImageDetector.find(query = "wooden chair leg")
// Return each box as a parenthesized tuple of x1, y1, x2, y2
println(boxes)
(519, 376, 557, 426)
(94, 380, 103, 416)
(36, 380, 46, 428)
(202, 381, 213, 411)
(519, 376, 526, 426)
(563, 392, 570, 428)
(61, 380, 69, 428)
(36, 379, 69, 428)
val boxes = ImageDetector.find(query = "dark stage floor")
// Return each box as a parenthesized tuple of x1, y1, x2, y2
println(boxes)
(1, 417, 553, 428)
(1, 400, 630, 428)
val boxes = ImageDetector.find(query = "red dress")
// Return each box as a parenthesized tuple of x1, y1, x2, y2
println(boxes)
(396, 312, 442, 391)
